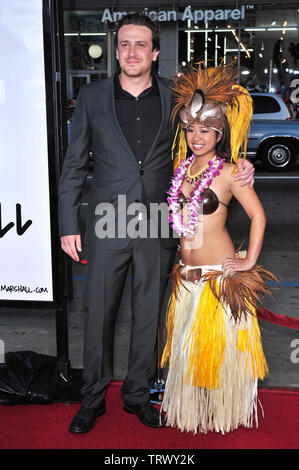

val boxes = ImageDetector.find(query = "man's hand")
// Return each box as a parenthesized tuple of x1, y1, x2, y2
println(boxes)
(61, 235, 82, 262)
(234, 159, 255, 188)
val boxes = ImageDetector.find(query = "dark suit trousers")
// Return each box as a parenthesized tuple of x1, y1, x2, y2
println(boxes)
(81, 236, 175, 409)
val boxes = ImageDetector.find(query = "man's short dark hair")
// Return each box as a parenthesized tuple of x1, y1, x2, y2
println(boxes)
(115, 12, 160, 51)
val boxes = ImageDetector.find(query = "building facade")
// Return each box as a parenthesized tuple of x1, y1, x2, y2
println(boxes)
(63, 1, 299, 105)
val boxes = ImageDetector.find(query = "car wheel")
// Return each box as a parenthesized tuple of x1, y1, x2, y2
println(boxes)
(260, 140, 297, 171)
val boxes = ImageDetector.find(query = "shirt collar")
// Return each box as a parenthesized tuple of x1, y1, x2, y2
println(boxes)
(114, 72, 159, 100)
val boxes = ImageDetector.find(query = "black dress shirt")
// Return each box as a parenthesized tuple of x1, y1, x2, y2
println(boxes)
(114, 73, 162, 165)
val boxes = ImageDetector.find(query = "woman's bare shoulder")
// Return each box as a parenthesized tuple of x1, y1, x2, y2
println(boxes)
(221, 162, 236, 181)
(222, 161, 236, 171)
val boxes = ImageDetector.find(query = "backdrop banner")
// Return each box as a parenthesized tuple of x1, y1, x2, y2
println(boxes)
(0, 0, 53, 302)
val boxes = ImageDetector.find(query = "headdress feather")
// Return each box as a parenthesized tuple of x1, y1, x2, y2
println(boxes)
(171, 62, 253, 168)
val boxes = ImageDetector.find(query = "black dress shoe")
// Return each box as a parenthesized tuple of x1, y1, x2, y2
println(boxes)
(123, 401, 165, 428)
(69, 402, 105, 433)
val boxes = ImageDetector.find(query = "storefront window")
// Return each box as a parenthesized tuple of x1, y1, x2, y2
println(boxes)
(63, 10, 114, 99)
(178, 3, 299, 104)
(63, 3, 299, 117)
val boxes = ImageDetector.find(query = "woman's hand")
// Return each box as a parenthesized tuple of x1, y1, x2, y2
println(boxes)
(222, 256, 255, 273)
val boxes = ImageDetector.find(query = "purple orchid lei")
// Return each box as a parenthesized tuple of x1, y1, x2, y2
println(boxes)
(167, 154, 224, 237)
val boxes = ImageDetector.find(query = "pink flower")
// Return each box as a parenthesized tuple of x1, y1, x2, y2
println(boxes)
(168, 154, 224, 235)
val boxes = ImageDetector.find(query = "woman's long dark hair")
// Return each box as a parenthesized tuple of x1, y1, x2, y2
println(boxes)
(216, 114, 231, 162)
(215, 115, 237, 220)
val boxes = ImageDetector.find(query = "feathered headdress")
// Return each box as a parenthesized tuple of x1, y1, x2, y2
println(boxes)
(171, 62, 253, 169)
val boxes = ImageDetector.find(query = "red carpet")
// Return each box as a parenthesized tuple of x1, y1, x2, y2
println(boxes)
(0, 383, 298, 450)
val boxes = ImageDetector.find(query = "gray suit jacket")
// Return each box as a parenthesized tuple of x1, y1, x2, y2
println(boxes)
(58, 72, 177, 249)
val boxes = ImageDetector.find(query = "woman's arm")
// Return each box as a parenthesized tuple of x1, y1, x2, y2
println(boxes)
(222, 177, 266, 273)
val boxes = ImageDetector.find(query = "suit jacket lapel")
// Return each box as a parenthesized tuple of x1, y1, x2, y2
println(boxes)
(99, 75, 139, 165)
(98, 73, 171, 166)
(143, 74, 171, 165)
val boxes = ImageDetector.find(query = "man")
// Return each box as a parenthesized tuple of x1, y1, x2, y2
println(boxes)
(59, 12, 254, 433)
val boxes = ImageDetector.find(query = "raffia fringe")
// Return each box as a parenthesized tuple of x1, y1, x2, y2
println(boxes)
(161, 268, 273, 434)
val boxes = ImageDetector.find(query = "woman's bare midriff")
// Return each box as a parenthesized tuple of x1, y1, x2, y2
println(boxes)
(180, 210, 236, 267)
(178, 162, 237, 267)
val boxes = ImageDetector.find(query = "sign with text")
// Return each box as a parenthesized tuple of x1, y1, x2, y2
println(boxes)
(101, 5, 247, 23)
(0, 0, 53, 301)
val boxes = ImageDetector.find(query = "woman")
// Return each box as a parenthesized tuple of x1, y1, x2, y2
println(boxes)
(161, 63, 277, 434)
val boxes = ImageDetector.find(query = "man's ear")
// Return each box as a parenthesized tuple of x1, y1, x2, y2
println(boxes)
(116, 48, 119, 61)
(152, 49, 159, 62)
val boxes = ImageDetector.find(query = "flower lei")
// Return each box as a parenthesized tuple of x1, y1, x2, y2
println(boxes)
(167, 155, 224, 237)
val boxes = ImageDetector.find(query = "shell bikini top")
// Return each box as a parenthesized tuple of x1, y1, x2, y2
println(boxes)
(178, 188, 228, 215)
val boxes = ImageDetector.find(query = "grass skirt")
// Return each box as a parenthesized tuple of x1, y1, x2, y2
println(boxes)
(161, 265, 269, 435)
